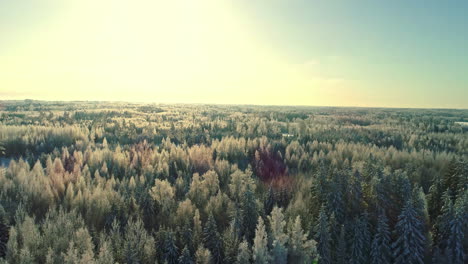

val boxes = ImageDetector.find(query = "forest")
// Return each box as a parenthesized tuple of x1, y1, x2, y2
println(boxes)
(0, 100, 466, 264)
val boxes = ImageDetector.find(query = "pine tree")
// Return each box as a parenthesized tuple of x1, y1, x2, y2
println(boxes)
(370, 212, 391, 264)
(203, 213, 222, 264)
(315, 206, 331, 264)
(392, 201, 426, 264)
(252, 217, 270, 264)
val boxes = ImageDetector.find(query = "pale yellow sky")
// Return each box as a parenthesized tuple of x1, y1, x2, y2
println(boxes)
(0, 0, 365, 106)
(3, 0, 465, 108)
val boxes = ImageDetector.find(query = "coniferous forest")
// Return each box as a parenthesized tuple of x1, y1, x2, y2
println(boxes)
(0, 100, 466, 264)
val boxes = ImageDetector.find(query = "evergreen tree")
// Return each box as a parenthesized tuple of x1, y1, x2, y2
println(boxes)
(203, 213, 222, 264)
(268, 206, 288, 264)
(252, 217, 270, 264)
(222, 220, 240, 264)
(392, 201, 426, 264)
(434, 190, 454, 252)
(179, 246, 194, 264)
(312, 161, 329, 207)
(350, 213, 371, 264)
(193, 209, 203, 251)
(348, 170, 364, 219)
(163, 231, 179, 264)
(195, 246, 212, 264)
(427, 176, 444, 222)
(96, 240, 115, 264)
(335, 225, 347, 264)
(370, 212, 391, 264)
(241, 186, 258, 244)
(264, 186, 275, 216)
(446, 199, 465, 264)
(235, 239, 251, 264)
(124, 218, 155, 264)
(443, 158, 461, 196)
(327, 172, 345, 221)
(0, 206, 8, 258)
(179, 223, 194, 256)
(290, 215, 317, 263)
(315, 206, 331, 264)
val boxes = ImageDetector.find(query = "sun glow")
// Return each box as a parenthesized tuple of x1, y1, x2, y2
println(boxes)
(1, 0, 337, 105)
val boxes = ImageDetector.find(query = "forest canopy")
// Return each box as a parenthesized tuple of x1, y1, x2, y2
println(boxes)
(0, 100, 466, 263)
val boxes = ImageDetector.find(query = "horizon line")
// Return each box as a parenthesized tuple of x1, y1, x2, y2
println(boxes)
(1, 99, 467, 111)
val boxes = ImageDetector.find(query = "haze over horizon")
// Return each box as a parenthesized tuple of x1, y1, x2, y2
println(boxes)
(1, 0, 467, 108)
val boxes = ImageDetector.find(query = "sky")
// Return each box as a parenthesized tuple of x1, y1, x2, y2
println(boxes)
(0, 0, 467, 108)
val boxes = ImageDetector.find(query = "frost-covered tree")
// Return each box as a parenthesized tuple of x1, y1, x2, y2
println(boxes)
(289, 215, 316, 263)
(371, 212, 391, 264)
(179, 246, 194, 264)
(203, 213, 222, 264)
(241, 186, 258, 244)
(392, 201, 426, 264)
(124, 218, 155, 263)
(195, 245, 212, 264)
(446, 199, 466, 264)
(252, 217, 270, 264)
(235, 239, 251, 264)
(268, 206, 288, 264)
(335, 225, 347, 264)
(315, 206, 331, 264)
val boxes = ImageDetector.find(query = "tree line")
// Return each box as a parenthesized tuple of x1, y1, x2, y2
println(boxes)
(0, 101, 466, 263)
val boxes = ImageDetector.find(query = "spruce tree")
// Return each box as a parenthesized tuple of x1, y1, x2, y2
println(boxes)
(392, 201, 426, 264)
(179, 246, 194, 264)
(252, 217, 270, 264)
(327, 173, 345, 221)
(241, 186, 258, 244)
(434, 190, 454, 252)
(222, 220, 240, 264)
(350, 213, 371, 264)
(315, 206, 331, 264)
(0, 206, 8, 258)
(203, 213, 222, 264)
(370, 212, 391, 264)
(289, 215, 317, 263)
(268, 206, 288, 264)
(235, 239, 251, 264)
(264, 186, 275, 216)
(163, 231, 179, 264)
(335, 225, 347, 264)
(446, 200, 465, 264)
(348, 170, 364, 219)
